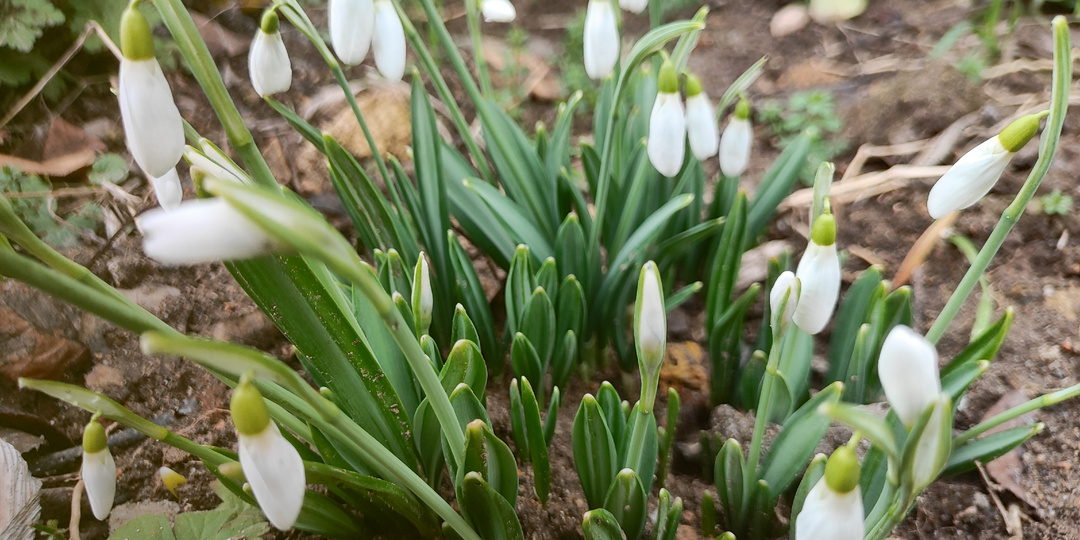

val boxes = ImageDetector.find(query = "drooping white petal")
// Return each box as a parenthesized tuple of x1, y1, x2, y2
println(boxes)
(719, 116, 752, 177)
(372, 0, 406, 82)
(878, 325, 941, 427)
(647, 92, 686, 177)
(769, 270, 800, 330)
(81, 449, 116, 521)
(807, 0, 867, 23)
(795, 477, 864, 540)
(481, 0, 516, 22)
(926, 136, 1012, 219)
(150, 168, 183, 210)
(249, 29, 292, 96)
(619, 0, 647, 14)
(685, 93, 719, 161)
(583, 0, 619, 80)
(792, 240, 840, 334)
(119, 58, 184, 178)
(238, 422, 305, 530)
(330, 0, 375, 65)
(137, 198, 284, 265)
(184, 146, 248, 185)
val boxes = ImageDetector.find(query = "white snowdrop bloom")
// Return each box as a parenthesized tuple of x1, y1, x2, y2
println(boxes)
(330, 0, 375, 65)
(792, 213, 840, 334)
(150, 168, 183, 211)
(583, 0, 619, 80)
(878, 325, 941, 427)
(684, 73, 718, 161)
(769, 270, 800, 332)
(647, 61, 686, 178)
(249, 11, 292, 97)
(807, 0, 867, 23)
(118, 6, 184, 179)
(231, 378, 305, 531)
(372, 0, 406, 81)
(481, 0, 516, 22)
(795, 449, 864, 540)
(719, 98, 753, 177)
(619, 0, 647, 14)
(81, 420, 116, 521)
(927, 112, 1044, 218)
(137, 196, 285, 265)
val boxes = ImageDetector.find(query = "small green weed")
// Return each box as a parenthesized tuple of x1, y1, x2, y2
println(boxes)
(0, 158, 111, 246)
(1031, 188, 1073, 216)
(758, 90, 846, 185)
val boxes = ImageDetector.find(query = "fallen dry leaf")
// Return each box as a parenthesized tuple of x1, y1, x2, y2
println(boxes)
(981, 389, 1036, 507)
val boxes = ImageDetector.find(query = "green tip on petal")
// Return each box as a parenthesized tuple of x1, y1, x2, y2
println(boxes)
(260, 9, 280, 34)
(83, 419, 108, 454)
(811, 212, 836, 246)
(120, 4, 155, 61)
(998, 111, 1049, 153)
(824, 445, 860, 493)
(658, 60, 678, 94)
(230, 377, 271, 436)
(684, 73, 703, 97)
(735, 97, 751, 120)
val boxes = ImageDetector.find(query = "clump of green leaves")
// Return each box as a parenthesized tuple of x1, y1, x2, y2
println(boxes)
(758, 90, 846, 184)
(1031, 188, 1073, 215)
(0, 164, 102, 247)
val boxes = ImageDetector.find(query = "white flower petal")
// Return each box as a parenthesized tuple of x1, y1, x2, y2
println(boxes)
(372, 0, 406, 82)
(807, 0, 867, 23)
(792, 240, 840, 334)
(685, 93, 718, 161)
(911, 396, 951, 490)
(879, 325, 940, 427)
(647, 92, 687, 178)
(584, 0, 619, 80)
(150, 168, 183, 210)
(795, 477, 864, 540)
(719, 117, 752, 177)
(619, 0, 647, 14)
(927, 136, 1012, 219)
(81, 449, 116, 521)
(119, 58, 184, 178)
(769, 270, 800, 329)
(249, 29, 292, 96)
(138, 198, 282, 265)
(239, 422, 305, 530)
(481, 0, 516, 22)
(184, 146, 248, 185)
(330, 0, 375, 65)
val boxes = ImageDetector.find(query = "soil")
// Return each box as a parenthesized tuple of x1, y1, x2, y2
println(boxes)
(2, 0, 1080, 539)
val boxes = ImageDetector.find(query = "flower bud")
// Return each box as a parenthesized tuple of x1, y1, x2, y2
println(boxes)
(684, 73, 719, 161)
(372, 0, 406, 81)
(481, 0, 516, 22)
(583, 0, 619, 80)
(249, 10, 292, 97)
(619, 0, 647, 14)
(719, 97, 753, 177)
(792, 212, 840, 334)
(81, 419, 116, 520)
(878, 325, 940, 428)
(926, 112, 1046, 219)
(647, 61, 686, 178)
(635, 261, 666, 411)
(413, 253, 433, 334)
(330, 0, 375, 66)
(769, 270, 800, 333)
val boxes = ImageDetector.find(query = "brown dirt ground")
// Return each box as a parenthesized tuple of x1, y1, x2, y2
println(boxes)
(2, 0, 1080, 538)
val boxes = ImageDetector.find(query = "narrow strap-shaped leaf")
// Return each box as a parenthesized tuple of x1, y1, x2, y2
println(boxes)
(705, 191, 748, 329)
(443, 144, 516, 268)
(459, 420, 519, 508)
(826, 267, 883, 383)
(465, 179, 555, 262)
(746, 133, 811, 240)
(520, 287, 556, 373)
(448, 231, 500, 365)
(943, 423, 1043, 476)
(544, 387, 561, 446)
(510, 333, 543, 390)
(582, 509, 626, 540)
(520, 377, 551, 503)
(572, 395, 619, 509)
(556, 215, 587, 283)
(546, 92, 584, 183)
(602, 469, 648, 540)
(459, 472, 525, 540)
(714, 439, 745, 534)
(942, 308, 1014, 377)
(760, 382, 842, 497)
(653, 489, 684, 540)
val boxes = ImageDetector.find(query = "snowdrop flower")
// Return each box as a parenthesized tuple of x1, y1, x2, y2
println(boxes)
(807, 0, 867, 23)
(792, 212, 840, 334)
(481, 0, 516, 22)
(231, 377, 305, 530)
(137, 195, 285, 265)
(634, 261, 666, 411)
(330, 0, 375, 65)
(249, 10, 292, 97)
(719, 97, 753, 177)
(769, 270, 800, 333)
(878, 325, 941, 427)
(684, 73, 718, 161)
(619, 0, 647, 14)
(372, 0, 406, 81)
(795, 446, 864, 540)
(647, 60, 686, 178)
(118, 4, 184, 179)
(926, 112, 1046, 219)
(81, 419, 116, 521)
(583, 0, 619, 80)
(150, 168, 183, 211)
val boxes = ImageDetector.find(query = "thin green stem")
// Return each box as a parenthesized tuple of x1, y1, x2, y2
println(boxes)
(745, 331, 783, 486)
(622, 405, 652, 475)
(954, 382, 1080, 446)
(464, 0, 493, 97)
(926, 17, 1070, 344)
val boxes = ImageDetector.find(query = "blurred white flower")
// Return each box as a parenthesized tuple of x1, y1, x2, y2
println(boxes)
(330, 0, 375, 65)
(647, 61, 685, 178)
(719, 99, 753, 177)
(150, 168, 183, 211)
(481, 0, 516, 22)
(372, 0, 406, 81)
(249, 11, 292, 97)
(584, 0, 619, 80)
(878, 325, 941, 427)
(137, 197, 284, 265)
(619, 0, 647, 14)
(684, 74, 718, 161)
